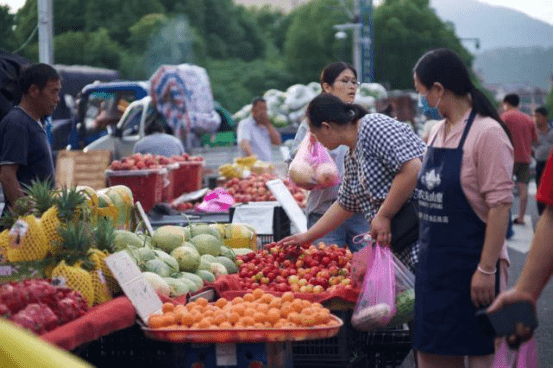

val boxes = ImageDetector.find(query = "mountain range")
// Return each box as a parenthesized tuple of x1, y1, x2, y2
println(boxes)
(431, 0, 553, 89)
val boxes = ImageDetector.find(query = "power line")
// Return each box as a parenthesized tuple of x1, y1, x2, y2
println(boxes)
(13, 24, 39, 54)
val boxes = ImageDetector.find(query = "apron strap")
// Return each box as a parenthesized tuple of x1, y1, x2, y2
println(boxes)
(457, 109, 477, 149)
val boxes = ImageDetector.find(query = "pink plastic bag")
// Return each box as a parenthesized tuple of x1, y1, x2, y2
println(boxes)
(195, 188, 235, 212)
(351, 244, 396, 331)
(288, 133, 340, 190)
(492, 338, 538, 368)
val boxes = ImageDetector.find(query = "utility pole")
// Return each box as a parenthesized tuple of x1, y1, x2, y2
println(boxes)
(38, 0, 54, 64)
(360, 0, 374, 82)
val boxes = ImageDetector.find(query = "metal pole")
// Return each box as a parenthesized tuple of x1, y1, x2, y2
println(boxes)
(38, 0, 54, 64)
(353, 0, 361, 78)
(360, 0, 374, 82)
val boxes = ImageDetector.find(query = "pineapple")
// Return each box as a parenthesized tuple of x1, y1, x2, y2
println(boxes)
(52, 260, 94, 307)
(89, 267, 112, 305)
(6, 215, 49, 262)
(0, 229, 8, 263)
(24, 179, 60, 256)
(52, 223, 95, 306)
(0, 196, 34, 230)
(90, 218, 121, 294)
(54, 186, 89, 223)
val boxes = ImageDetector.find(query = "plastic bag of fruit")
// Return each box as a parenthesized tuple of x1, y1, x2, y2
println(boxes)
(387, 251, 415, 326)
(351, 244, 396, 331)
(288, 133, 339, 190)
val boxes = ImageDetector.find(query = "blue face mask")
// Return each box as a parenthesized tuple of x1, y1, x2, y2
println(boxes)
(419, 93, 442, 120)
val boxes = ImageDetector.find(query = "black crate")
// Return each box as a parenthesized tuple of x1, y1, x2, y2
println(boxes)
(229, 204, 291, 243)
(73, 324, 179, 368)
(292, 310, 413, 368)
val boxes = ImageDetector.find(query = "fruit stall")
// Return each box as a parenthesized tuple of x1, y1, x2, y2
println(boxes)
(0, 159, 413, 367)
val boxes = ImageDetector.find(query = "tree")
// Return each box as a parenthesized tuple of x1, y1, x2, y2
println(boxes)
(373, 0, 473, 89)
(0, 5, 17, 52)
(283, 0, 351, 83)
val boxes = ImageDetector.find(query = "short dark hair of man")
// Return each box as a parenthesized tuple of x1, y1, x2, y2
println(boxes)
(19, 63, 60, 95)
(503, 94, 520, 107)
(251, 97, 265, 107)
(535, 106, 548, 117)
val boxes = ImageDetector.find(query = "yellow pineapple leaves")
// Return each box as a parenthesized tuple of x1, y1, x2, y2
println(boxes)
(87, 194, 119, 224)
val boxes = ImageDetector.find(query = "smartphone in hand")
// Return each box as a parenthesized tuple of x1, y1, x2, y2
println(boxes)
(476, 301, 538, 337)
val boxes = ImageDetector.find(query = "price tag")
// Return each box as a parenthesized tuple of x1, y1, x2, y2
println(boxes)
(105, 251, 163, 324)
(215, 343, 237, 366)
(266, 179, 307, 233)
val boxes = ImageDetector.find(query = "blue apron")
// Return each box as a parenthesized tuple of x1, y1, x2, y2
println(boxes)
(413, 110, 497, 356)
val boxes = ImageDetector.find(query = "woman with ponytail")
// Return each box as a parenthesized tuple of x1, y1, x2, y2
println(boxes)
(279, 93, 426, 271)
(412, 48, 514, 367)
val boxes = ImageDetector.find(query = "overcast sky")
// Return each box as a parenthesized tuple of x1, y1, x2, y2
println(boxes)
(1, 0, 552, 25)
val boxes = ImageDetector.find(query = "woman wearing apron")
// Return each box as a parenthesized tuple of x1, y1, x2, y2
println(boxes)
(413, 48, 514, 367)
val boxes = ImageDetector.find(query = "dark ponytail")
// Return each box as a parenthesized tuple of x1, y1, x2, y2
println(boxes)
(307, 93, 368, 128)
(414, 48, 512, 143)
(470, 87, 512, 142)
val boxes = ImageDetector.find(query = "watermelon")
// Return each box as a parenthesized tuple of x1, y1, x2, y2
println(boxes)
(113, 230, 143, 251)
(174, 272, 203, 290)
(200, 254, 217, 264)
(163, 277, 190, 297)
(142, 272, 170, 297)
(170, 246, 201, 272)
(153, 249, 179, 273)
(210, 263, 228, 278)
(195, 270, 215, 283)
(152, 225, 186, 253)
(215, 256, 238, 274)
(145, 259, 171, 277)
(197, 259, 212, 271)
(190, 234, 222, 256)
(219, 246, 236, 261)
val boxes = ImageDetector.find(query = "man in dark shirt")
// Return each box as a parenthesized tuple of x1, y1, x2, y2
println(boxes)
(0, 63, 60, 217)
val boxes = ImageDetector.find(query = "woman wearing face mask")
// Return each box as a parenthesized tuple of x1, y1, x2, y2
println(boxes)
(280, 93, 426, 271)
(289, 62, 369, 252)
(413, 48, 513, 368)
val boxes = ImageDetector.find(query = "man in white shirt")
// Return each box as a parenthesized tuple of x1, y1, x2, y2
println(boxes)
(237, 97, 281, 162)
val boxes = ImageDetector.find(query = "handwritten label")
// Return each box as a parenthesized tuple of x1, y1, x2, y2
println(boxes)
(106, 251, 163, 323)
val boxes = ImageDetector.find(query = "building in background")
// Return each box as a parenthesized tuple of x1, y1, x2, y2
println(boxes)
(233, 0, 310, 12)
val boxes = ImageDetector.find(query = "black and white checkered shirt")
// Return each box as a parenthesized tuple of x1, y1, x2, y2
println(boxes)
(338, 113, 426, 222)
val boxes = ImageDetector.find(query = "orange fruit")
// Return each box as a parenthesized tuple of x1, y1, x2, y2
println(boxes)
(174, 304, 186, 313)
(148, 314, 165, 329)
(213, 313, 227, 326)
(215, 298, 228, 309)
(260, 293, 274, 304)
(253, 322, 265, 328)
(196, 298, 208, 307)
(162, 302, 175, 313)
(280, 302, 293, 318)
(302, 300, 311, 309)
(163, 313, 177, 326)
(256, 303, 269, 313)
(267, 308, 281, 324)
(299, 314, 316, 327)
(190, 310, 202, 323)
(220, 322, 233, 329)
(245, 307, 257, 318)
(231, 296, 244, 305)
(281, 292, 294, 303)
(252, 288, 264, 300)
(269, 297, 282, 309)
(203, 310, 215, 319)
(232, 304, 246, 317)
(243, 293, 255, 302)
(291, 299, 304, 313)
(180, 312, 194, 327)
(253, 312, 266, 323)
(241, 316, 255, 326)
(228, 312, 240, 324)
(287, 312, 301, 325)
(198, 318, 212, 329)
(315, 312, 330, 325)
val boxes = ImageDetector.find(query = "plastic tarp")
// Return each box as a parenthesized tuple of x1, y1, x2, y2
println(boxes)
(149, 64, 221, 138)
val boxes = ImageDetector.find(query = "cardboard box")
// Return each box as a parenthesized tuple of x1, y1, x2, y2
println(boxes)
(56, 150, 112, 190)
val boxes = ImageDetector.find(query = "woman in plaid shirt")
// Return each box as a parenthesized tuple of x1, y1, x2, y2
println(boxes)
(279, 93, 426, 271)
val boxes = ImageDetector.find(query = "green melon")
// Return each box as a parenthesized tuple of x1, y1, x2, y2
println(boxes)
(152, 225, 186, 253)
(190, 234, 222, 256)
(96, 192, 113, 208)
(184, 227, 191, 241)
(175, 277, 197, 292)
(195, 270, 215, 283)
(219, 246, 236, 261)
(76, 185, 96, 199)
(153, 249, 179, 273)
(105, 187, 132, 228)
(209, 224, 225, 239)
(190, 223, 221, 239)
(137, 247, 156, 261)
(183, 242, 197, 251)
(215, 256, 238, 274)
(174, 272, 203, 290)
(137, 234, 152, 247)
(200, 254, 217, 264)
(210, 262, 228, 278)
(170, 246, 201, 272)
(163, 277, 190, 297)
(113, 230, 144, 251)
(197, 258, 212, 271)
(145, 258, 171, 277)
(232, 248, 254, 256)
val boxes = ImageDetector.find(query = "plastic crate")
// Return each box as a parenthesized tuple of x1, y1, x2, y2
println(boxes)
(229, 204, 291, 248)
(292, 310, 412, 368)
(173, 161, 204, 197)
(74, 324, 177, 368)
(106, 168, 166, 212)
(162, 165, 177, 203)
